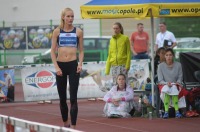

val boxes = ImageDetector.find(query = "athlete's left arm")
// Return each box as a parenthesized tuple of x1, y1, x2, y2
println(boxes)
(77, 28, 84, 72)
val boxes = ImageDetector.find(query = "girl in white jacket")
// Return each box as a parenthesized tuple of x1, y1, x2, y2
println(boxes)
(103, 74, 134, 118)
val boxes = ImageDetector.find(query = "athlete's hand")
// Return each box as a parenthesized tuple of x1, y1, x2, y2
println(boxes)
(56, 67, 62, 76)
(77, 64, 82, 73)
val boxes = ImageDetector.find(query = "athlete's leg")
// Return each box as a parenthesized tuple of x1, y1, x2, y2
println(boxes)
(56, 62, 68, 125)
(68, 61, 80, 128)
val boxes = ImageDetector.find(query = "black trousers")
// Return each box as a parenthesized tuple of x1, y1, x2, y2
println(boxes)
(7, 85, 14, 102)
(56, 60, 80, 125)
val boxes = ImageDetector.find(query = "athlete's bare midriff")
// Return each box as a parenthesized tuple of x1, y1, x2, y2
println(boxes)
(57, 47, 77, 62)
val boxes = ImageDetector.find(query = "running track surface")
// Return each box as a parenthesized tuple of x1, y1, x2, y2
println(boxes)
(0, 83, 200, 132)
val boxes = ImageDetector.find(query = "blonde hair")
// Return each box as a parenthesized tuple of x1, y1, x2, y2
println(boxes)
(59, 8, 73, 29)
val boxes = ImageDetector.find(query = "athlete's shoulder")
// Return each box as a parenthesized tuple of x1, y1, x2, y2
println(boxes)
(76, 27, 83, 37)
(76, 27, 83, 33)
(53, 27, 60, 34)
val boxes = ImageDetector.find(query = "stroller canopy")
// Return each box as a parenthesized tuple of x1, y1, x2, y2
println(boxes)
(180, 52, 200, 82)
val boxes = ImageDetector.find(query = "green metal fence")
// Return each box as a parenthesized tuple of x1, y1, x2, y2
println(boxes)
(0, 49, 108, 66)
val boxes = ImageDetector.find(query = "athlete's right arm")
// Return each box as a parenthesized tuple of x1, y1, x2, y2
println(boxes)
(51, 28, 62, 76)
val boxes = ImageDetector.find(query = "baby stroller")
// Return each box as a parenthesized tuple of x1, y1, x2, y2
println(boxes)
(180, 52, 200, 116)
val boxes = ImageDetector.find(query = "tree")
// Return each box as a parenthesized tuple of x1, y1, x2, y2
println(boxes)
(161, 17, 200, 38)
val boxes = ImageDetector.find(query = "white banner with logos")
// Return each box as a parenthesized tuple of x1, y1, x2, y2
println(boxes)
(21, 63, 110, 101)
(21, 60, 149, 101)
(128, 59, 150, 90)
(21, 66, 58, 101)
(0, 68, 15, 103)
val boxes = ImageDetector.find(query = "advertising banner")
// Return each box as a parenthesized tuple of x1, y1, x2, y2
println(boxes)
(20, 63, 108, 101)
(79, 62, 112, 98)
(21, 66, 58, 101)
(82, 60, 150, 91)
(152, 3, 200, 17)
(128, 60, 150, 91)
(81, 4, 149, 19)
(0, 27, 26, 50)
(0, 69, 15, 103)
(27, 25, 54, 49)
(27, 24, 83, 49)
(21, 60, 149, 101)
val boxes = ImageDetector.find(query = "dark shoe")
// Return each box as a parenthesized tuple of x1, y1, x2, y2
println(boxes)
(109, 114, 123, 118)
(129, 108, 135, 117)
(64, 124, 70, 128)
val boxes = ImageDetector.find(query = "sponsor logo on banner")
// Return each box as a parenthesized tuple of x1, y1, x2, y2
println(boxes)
(25, 70, 56, 89)
(159, 9, 170, 15)
(13, 65, 26, 69)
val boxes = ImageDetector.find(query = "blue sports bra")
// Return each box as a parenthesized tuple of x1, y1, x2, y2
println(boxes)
(57, 27, 79, 48)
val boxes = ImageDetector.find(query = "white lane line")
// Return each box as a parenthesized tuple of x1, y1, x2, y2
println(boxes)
(78, 118, 149, 132)
(16, 107, 60, 116)
(161, 118, 200, 127)
(16, 108, 149, 132)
